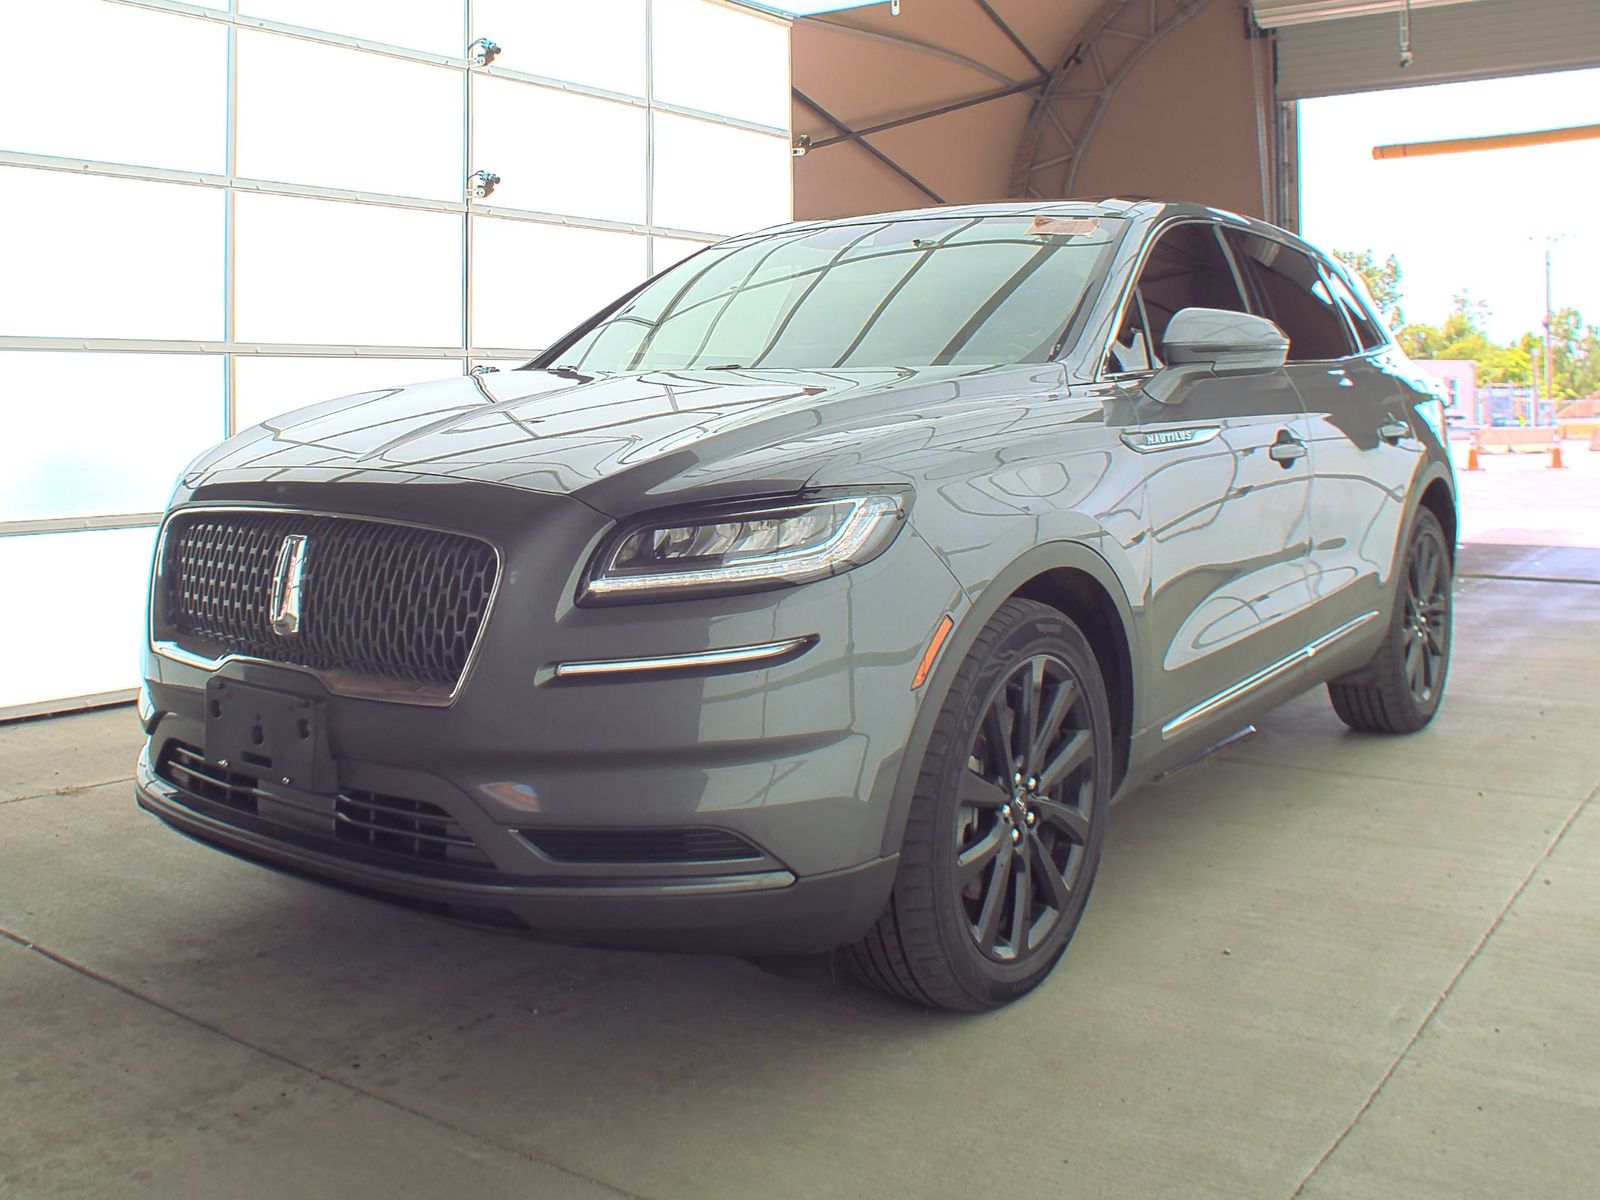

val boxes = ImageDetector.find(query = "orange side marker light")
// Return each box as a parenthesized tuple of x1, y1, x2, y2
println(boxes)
(911, 615, 955, 690)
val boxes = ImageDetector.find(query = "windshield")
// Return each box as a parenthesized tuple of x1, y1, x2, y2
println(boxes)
(542, 213, 1122, 373)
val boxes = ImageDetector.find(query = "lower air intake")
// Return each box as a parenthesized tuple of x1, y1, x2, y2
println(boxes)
(521, 827, 763, 865)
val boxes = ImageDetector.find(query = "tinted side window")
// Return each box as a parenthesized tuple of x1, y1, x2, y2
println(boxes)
(1325, 269, 1386, 350)
(1107, 222, 1247, 373)
(1226, 232, 1355, 362)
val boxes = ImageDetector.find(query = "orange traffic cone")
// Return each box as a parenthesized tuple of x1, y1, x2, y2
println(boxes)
(1465, 442, 1482, 471)
(1550, 440, 1565, 469)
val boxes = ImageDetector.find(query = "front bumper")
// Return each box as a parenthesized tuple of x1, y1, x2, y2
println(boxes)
(138, 482, 966, 954)
(136, 752, 898, 953)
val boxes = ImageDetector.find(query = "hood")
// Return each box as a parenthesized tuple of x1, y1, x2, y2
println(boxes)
(186, 363, 1087, 515)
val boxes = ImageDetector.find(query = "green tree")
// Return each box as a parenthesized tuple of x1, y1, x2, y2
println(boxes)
(1477, 342, 1532, 387)
(1396, 293, 1532, 387)
(1449, 289, 1490, 335)
(1546, 308, 1600, 400)
(1333, 248, 1405, 331)
(1392, 289, 1594, 400)
(1402, 292, 1491, 358)
(1576, 328, 1600, 399)
(1397, 322, 1443, 359)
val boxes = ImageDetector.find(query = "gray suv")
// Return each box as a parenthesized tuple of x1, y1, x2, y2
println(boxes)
(137, 199, 1456, 1010)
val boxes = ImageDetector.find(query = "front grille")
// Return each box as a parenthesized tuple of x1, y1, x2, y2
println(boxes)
(162, 510, 497, 690)
(156, 741, 496, 871)
(521, 827, 763, 864)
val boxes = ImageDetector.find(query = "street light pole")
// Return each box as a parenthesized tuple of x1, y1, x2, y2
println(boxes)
(1543, 246, 1553, 427)
(1529, 233, 1567, 426)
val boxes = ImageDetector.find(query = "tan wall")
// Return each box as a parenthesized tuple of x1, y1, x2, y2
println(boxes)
(1070, 2, 1270, 217)
(792, 88, 1039, 220)
(789, 10, 1052, 220)
(792, 0, 1272, 221)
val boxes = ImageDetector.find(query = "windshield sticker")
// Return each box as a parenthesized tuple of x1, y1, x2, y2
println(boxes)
(1029, 216, 1100, 238)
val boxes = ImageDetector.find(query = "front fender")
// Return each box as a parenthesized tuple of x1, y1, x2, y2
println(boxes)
(875, 538, 1142, 859)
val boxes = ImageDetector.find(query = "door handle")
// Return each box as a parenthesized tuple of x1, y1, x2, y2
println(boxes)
(1269, 430, 1307, 467)
(1378, 419, 1410, 443)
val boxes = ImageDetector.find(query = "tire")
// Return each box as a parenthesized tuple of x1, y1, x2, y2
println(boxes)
(1327, 509, 1452, 735)
(848, 598, 1113, 1011)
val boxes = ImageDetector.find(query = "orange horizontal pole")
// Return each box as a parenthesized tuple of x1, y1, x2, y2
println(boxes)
(1374, 123, 1600, 160)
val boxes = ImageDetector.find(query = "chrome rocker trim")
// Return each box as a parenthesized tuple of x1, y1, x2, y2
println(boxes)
(1161, 610, 1381, 739)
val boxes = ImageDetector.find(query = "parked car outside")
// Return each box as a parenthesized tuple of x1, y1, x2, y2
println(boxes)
(137, 199, 1457, 1010)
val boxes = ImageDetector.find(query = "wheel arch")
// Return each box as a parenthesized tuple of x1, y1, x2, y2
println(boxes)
(1012, 569, 1134, 791)
(1324, 460, 1457, 693)
(1417, 470, 1458, 560)
(877, 541, 1140, 859)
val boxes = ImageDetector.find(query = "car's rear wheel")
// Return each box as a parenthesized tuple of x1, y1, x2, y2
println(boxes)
(848, 598, 1111, 1011)
(1327, 509, 1452, 734)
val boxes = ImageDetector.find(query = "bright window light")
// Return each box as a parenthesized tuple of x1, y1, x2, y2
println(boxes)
(653, 114, 793, 235)
(239, 0, 463, 55)
(473, 0, 647, 97)
(471, 218, 648, 350)
(0, 528, 158, 709)
(472, 77, 647, 223)
(0, 167, 223, 341)
(236, 30, 462, 201)
(234, 193, 462, 346)
(653, 0, 791, 128)
(0, 353, 222, 523)
(0, 0, 225, 172)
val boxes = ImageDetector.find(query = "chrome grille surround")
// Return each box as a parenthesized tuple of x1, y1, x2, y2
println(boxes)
(151, 507, 502, 704)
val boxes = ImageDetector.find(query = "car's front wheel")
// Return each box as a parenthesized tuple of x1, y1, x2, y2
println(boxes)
(1327, 509, 1453, 734)
(848, 598, 1111, 1011)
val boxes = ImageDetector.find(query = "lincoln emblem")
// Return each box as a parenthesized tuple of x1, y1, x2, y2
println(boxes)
(269, 534, 309, 637)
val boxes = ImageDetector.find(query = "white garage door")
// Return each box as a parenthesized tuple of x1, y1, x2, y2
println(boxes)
(0, 0, 793, 718)
(1265, 0, 1600, 99)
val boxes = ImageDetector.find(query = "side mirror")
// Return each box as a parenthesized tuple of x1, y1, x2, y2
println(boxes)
(1145, 308, 1289, 404)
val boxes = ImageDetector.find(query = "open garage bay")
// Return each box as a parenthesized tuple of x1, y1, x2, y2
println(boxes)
(4, 542, 1596, 1200)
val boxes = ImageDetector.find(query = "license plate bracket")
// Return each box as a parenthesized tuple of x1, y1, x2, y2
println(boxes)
(204, 678, 336, 795)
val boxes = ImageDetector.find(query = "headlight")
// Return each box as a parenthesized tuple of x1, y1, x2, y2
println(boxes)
(582, 492, 907, 602)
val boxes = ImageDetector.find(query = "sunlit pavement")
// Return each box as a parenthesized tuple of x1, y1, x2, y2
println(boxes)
(3, 531, 1597, 1198)
(1451, 439, 1600, 549)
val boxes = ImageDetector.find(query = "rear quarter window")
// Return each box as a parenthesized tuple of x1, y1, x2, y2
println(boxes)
(1324, 269, 1387, 351)
(1226, 231, 1355, 362)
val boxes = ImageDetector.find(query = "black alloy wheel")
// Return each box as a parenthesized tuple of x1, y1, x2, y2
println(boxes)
(1400, 529, 1449, 705)
(955, 654, 1095, 963)
(848, 597, 1112, 1011)
(1328, 509, 1453, 734)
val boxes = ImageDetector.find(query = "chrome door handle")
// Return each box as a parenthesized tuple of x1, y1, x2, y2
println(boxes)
(1269, 431, 1307, 466)
(1378, 419, 1409, 443)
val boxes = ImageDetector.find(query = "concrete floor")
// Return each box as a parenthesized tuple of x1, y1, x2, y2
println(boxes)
(3, 554, 1598, 1198)
(1451, 441, 1600, 550)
